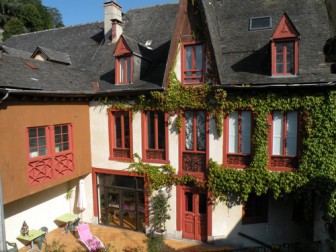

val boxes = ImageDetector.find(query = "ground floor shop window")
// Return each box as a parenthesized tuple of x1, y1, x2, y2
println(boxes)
(97, 173, 145, 232)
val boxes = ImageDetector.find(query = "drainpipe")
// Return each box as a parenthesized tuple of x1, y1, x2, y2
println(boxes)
(0, 174, 6, 252)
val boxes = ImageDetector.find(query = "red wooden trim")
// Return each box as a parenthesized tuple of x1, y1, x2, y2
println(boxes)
(108, 110, 134, 162)
(91, 168, 147, 221)
(207, 190, 212, 237)
(176, 185, 182, 231)
(92, 170, 98, 216)
(181, 41, 205, 85)
(223, 112, 251, 169)
(141, 112, 146, 161)
(115, 55, 133, 84)
(114, 36, 132, 56)
(272, 14, 299, 40)
(269, 111, 298, 171)
(141, 111, 169, 163)
(223, 114, 228, 167)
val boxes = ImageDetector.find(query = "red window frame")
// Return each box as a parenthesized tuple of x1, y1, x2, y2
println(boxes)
(242, 193, 268, 225)
(271, 39, 299, 76)
(141, 111, 169, 163)
(181, 42, 205, 84)
(268, 111, 300, 171)
(179, 111, 209, 177)
(54, 124, 72, 153)
(115, 55, 133, 84)
(223, 111, 252, 168)
(108, 110, 133, 162)
(26, 124, 74, 186)
(28, 126, 50, 158)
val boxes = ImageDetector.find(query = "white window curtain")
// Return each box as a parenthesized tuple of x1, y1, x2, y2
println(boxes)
(120, 58, 124, 83)
(272, 111, 284, 155)
(286, 111, 297, 155)
(241, 111, 251, 154)
(229, 111, 238, 153)
(196, 111, 205, 151)
(185, 111, 194, 150)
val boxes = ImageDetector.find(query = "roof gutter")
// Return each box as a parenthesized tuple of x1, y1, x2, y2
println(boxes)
(214, 81, 336, 89)
(0, 91, 9, 104)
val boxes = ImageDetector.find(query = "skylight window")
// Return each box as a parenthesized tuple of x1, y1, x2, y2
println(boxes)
(249, 16, 272, 30)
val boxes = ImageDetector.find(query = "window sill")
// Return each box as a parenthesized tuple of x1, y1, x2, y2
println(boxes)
(271, 74, 298, 78)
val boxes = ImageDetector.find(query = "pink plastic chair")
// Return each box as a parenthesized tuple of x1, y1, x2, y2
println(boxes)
(77, 224, 105, 252)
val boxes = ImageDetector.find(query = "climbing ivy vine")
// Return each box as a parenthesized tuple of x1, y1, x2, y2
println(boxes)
(101, 77, 336, 222)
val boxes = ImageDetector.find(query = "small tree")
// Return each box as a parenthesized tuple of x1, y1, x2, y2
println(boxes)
(147, 189, 171, 252)
(3, 17, 23, 40)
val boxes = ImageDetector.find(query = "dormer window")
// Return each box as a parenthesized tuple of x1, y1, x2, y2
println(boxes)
(271, 13, 299, 76)
(182, 42, 205, 84)
(116, 56, 133, 84)
(275, 42, 295, 75)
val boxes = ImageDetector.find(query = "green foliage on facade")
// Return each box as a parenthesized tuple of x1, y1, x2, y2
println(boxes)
(118, 83, 336, 222)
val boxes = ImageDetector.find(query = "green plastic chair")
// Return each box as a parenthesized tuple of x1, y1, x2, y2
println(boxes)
(35, 226, 48, 250)
(6, 241, 18, 252)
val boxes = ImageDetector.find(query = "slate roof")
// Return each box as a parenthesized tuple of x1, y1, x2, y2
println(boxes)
(0, 45, 32, 59)
(3, 3, 178, 92)
(32, 46, 72, 65)
(199, 0, 336, 86)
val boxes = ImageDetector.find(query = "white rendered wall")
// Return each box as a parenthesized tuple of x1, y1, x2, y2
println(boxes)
(212, 197, 309, 247)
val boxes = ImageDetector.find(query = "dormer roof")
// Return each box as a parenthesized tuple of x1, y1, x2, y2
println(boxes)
(195, 0, 334, 86)
(272, 13, 300, 40)
(32, 46, 72, 65)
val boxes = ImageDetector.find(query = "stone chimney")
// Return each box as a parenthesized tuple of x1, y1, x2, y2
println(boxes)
(104, 1, 122, 42)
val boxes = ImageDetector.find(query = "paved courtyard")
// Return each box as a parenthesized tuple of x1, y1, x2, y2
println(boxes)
(18, 223, 234, 252)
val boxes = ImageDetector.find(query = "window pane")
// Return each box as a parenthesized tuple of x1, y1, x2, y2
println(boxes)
(276, 43, 283, 53)
(185, 46, 192, 71)
(63, 134, 69, 142)
(196, 111, 205, 151)
(55, 126, 61, 134)
(250, 17, 271, 30)
(39, 137, 46, 146)
(29, 128, 37, 138)
(229, 111, 238, 153)
(62, 125, 68, 133)
(276, 64, 283, 74)
(120, 58, 124, 83)
(286, 43, 294, 74)
(63, 143, 69, 151)
(286, 111, 297, 155)
(29, 139, 37, 148)
(114, 114, 122, 148)
(276, 54, 283, 64)
(55, 135, 61, 143)
(147, 112, 155, 149)
(38, 127, 45, 136)
(55, 144, 62, 152)
(272, 111, 284, 155)
(241, 111, 251, 154)
(39, 147, 47, 156)
(158, 112, 165, 149)
(124, 114, 130, 148)
(195, 45, 203, 70)
(126, 57, 131, 83)
(29, 148, 38, 158)
(185, 192, 193, 212)
(185, 111, 194, 150)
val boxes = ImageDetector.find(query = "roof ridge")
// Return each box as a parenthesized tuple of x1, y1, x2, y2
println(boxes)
(8, 21, 103, 38)
(126, 2, 178, 12)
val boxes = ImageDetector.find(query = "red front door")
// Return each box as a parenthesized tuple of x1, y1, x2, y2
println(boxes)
(182, 189, 207, 242)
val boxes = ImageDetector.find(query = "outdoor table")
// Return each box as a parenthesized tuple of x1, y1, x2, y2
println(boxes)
(55, 213, 78, 233)
(17, 229, 45, 251)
